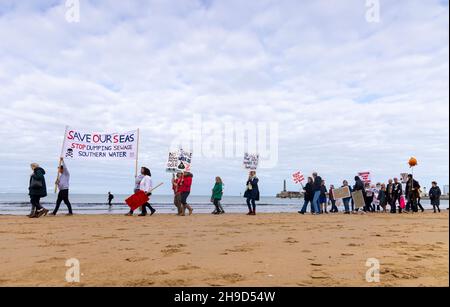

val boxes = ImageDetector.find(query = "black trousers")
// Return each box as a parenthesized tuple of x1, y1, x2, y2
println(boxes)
(54, 189, 73, 214)
(141, 202, 155, 214)
(30, 196, 43, 213)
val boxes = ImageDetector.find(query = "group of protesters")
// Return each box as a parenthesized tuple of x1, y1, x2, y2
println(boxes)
(26, 160, 442, 218)
(298, 172, 443, 215)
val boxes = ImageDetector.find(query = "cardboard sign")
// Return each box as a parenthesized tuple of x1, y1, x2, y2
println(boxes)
(333, 186, 351, 199)
(166, 151, 180, 173)
(351, 190, 365, 209)
(292, 171, 305, 184)
(243, 153, 259, 170)
(165, 149, 192, 173)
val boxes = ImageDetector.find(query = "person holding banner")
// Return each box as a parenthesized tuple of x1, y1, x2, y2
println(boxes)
(179, 172, 194, 216)
(244, 171, 260, 215)
(341, 180, 352, 214)
(299, 177, 314, 214)
(405, 174, 421, 213)
(172, 173, 183, 216)
(125, 171, 145, 216)
(138, 167, 156, 216)
(353, 176, 366, 213)
(28, 163, 49, 218)
(50, 158, 73, 216)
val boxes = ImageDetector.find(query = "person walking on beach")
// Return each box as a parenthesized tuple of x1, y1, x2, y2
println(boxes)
(429, 182, 442, 213)
(135, 167, 156, 216)
(107, 192, 114, 207)
(179, 172, 194, 216)
(342, 180, 352, 214)
(50, 158, 73, 216)
(386, 179, 396, 213)
(244, 171, 260, 215)
(125, 169, 145, 216)
(172, 173, 183, 216)
(211, 177, 225, 214)
(28, 163, 49, 218)
(364, 183, 374, 212)
(378, 183, 388, 213)
(329, 184, 338, 213)
(392, 178, 403, 213)
(405, 174, 421, 213)
(299, 177, 314, 214)
(320, 180, 328, 214)
(312, 172, 322, 215)
(353, 176, 365, 213)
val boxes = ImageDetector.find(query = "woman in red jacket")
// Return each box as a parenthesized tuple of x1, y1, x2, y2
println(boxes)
(179, 172, 194, 216)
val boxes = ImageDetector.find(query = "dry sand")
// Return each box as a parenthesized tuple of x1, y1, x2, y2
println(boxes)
(0, 212, 448, 287)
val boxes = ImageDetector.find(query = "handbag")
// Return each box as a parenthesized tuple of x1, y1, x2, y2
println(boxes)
(30, 177, 43, 189)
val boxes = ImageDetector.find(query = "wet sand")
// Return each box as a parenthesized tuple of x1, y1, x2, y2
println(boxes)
(0, 212, 448, 286)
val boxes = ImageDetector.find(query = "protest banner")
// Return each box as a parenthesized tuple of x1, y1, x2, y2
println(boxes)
(358, 171, 371, 184)
(243, 153, 259, 170)
(177, 149, 192, 172)
(57, 126, 139, 192)
(166, 149, 192, 173)
(352, 190, 365, 209)
(292, 171, 305, 184)
(166, 151, 180, 173)
(333, 186, 351, 199)
(61, 127, 139, 160)
(400, 173, 409, 184)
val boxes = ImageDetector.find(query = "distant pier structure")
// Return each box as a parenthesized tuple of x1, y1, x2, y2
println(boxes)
(276, 179, 302, 199)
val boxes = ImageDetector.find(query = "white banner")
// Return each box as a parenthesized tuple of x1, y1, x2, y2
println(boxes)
(62, 127, 138, 160)
(243, 153, 259, 170)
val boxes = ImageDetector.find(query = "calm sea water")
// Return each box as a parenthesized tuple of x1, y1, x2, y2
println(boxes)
(0, 193, 447, 215)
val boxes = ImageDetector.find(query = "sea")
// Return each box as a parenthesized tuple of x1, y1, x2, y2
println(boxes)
(0, 193, 448, 215)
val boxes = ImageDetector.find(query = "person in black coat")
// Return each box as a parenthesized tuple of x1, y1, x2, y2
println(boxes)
(429, 182, 442, 213)
(244, 171, 260, 215)
(352, 176, 366, 212)
(405, 174, 420, 213)
(28, 163, 49, 218)
(392, 178, 403, 213)
(311, 172, 323, 214)
(299, 177, 314, 214)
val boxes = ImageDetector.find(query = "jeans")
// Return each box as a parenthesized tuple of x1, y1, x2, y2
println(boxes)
(312, 191, 321, 214)
(141, 202, 155, 215)
(53, 189, 73, 215)
(330, 199, 338, 213)
(343, 199, 351, 213)
(213, 199, 225, 213)
(300, 199, 313, 213)
(246, 198, 256, 213)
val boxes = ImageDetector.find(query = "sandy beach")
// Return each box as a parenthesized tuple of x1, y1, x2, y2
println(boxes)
(0, 212, 448, 287)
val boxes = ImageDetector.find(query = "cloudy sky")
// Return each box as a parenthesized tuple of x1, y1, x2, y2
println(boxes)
(0, 0, 448, 196)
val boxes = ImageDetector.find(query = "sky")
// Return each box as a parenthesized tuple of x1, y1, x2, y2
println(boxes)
(0, 0, 448, 196)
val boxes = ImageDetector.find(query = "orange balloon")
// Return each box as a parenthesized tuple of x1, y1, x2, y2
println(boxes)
(408, 157, 418, 167)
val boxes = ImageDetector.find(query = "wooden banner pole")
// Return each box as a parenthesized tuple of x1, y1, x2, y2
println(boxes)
(55, 126, 69, 194)
(135, 128, 140, 178)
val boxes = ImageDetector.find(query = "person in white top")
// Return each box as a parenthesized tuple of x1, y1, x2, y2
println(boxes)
(138, 167, 156, 216)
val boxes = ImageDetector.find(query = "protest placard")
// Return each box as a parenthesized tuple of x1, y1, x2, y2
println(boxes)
(352, 190, 365, 209)
(177, 149, 192, 172)
(292, 171, 305, 184)
(166, 151, 180, 173)
(333, 186, 351, 199)
(243, 153, 259, 170)
(61, 127, 138, 160)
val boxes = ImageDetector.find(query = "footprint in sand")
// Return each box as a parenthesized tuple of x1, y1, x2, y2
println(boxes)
(176, 264, 201, 271)
(341, 253, 354, 256)
(125, 256, 149, 263)
(284, 237, 299, 244)
(161, 244, 186, 256)
(225, 246, 254, 253)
